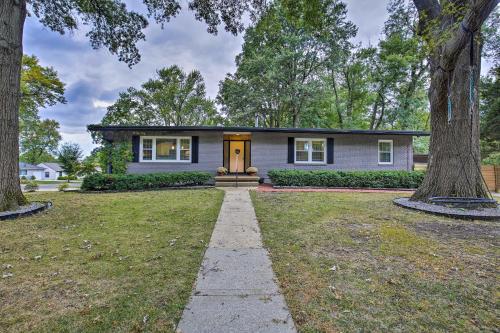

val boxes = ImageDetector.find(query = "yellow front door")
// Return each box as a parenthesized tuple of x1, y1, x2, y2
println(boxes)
(229, 141, 245, 173)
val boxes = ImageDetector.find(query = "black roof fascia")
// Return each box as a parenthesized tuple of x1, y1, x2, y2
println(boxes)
(87, 125, 429, 136)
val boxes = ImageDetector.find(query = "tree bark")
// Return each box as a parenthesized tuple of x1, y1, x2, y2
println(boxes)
(0, 0, 27, 211)
(369, 100, 378, 130)
(374, 92, 385, 130)
(411, 0, 498, 201)
(330, 73, 343, 128)
(412, 39, 488, 200)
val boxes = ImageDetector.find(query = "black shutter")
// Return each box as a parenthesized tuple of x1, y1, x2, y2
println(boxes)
(223, 140, 229, 169)
(244, 141, 251, 170)
(287, 137, 294, 163)
(132, 136, 140, 162)
(192, 136, 199, 163)
(327, 138, 334, 164)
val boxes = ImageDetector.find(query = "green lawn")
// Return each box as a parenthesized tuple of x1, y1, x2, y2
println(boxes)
(251, 191, 499, 333)
(0, 190, 224, 332)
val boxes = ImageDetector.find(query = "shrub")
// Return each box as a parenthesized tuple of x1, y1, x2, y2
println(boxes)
(81, 172, 212, 191)
(98, 141, 133, 175)
(58, 183, 69, 192)
(267, 169, 425, 189)
(24, 180, 39, 192)
(58, 175, 78, 181)
(30, 175, 36, 180)
(482, 152, 500, 165)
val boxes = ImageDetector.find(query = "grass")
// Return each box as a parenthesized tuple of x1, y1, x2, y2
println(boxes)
(0, 189, 224, 332)
(251, 191, 499, 332)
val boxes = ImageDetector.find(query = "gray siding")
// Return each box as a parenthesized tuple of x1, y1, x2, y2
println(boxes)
(110, 130, 413, 179)
(251, 132, 413, 181)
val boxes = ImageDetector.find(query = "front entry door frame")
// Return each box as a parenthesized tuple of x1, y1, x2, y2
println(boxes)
(223, 140, 251, 174)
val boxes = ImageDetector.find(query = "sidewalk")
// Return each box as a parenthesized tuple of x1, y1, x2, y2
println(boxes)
(176, 188, 296, 333)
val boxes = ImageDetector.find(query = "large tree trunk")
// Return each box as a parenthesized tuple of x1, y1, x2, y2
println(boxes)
(411, 0, 498, 202)
(0, 0, 27, 211)
(412, 38, 488, 200)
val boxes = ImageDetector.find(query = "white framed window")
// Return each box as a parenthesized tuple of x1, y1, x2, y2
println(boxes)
(378, 139, 393, 164)
(140, 136, 192, 162)
(294, 138, 326, 164)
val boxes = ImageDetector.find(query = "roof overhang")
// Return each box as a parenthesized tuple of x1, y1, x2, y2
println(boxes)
(87, 125, 429, 136)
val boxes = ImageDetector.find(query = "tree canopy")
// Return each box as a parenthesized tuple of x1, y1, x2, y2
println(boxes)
(218, 0, 430, 131)
(480, 66, 500, 164)
(58, 142, 83, 178)
(28, 0, 268, 67)
(218, 0, 357, 128)
(19, 55, 65, 164)
(19, 119, 61, 164)
(102, 65, 218, 126)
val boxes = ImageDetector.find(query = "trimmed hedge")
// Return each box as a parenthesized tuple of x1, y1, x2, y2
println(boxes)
(58, 175, 78, 181)
(268, 169, 424, 189)
(81, 172, 212, 191)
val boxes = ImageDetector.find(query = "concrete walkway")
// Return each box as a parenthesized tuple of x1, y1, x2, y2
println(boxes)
(177, 188, 296, 333)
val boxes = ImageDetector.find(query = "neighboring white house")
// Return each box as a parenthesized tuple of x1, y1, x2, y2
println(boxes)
(19, 163, 45, 180)
(38, 163, 67, 180)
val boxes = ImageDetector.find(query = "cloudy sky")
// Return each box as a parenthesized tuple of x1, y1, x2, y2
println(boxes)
(22, 1, 489, 155)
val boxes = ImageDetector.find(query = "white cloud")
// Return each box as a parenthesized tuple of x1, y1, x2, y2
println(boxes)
(60, 131, 96, 156)
(92, 99, 114, 109)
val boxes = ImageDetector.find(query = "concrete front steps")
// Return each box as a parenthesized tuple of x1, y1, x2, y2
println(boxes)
(215, 175, 260, 187)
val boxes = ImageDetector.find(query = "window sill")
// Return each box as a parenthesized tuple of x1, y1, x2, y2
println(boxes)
(294, 162, 327, 166)
(139, 160, 192, 163)
(378, 162, 394, 165)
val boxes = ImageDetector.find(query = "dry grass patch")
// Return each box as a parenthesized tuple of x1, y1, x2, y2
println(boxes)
(0, 190, 224, 332)
(251, 191, 499, 332)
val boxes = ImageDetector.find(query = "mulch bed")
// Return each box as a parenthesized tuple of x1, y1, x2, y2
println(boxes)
(394, 197, 500, 221)
(257, 183, 415, 194)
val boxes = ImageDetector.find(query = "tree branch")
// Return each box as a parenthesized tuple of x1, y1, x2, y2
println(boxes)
(413, 0, 441, 34)
(413, 0, 441, 20)
(441, 0, 499, 69)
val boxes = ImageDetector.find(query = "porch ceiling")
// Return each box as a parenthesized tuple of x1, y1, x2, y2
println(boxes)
(224, 133, 251, 141)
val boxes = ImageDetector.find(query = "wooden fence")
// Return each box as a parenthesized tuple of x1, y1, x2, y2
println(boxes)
(413, 163, 499, 192)
(481, 165, 499, 192)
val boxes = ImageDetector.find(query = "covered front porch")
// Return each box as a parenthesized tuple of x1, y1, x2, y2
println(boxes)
(219, 132, 259, 186)
(223, 133, 252, 174)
